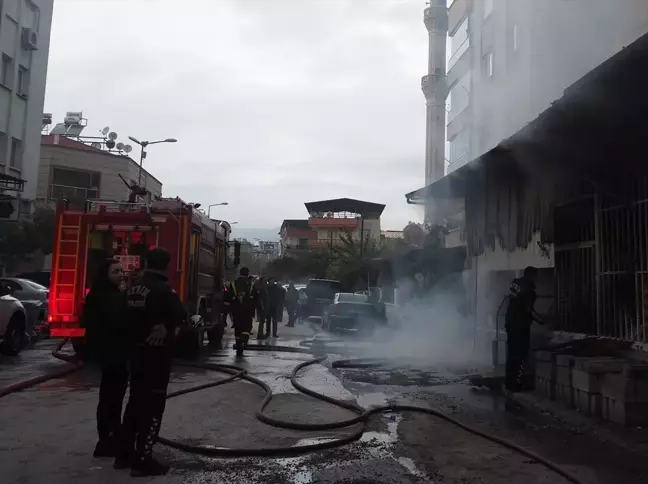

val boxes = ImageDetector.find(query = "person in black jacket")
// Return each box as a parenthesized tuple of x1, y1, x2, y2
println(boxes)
(83, 259, 128, 459)
(118, 248, 186, 477)
(226, 267, 259, 356)
(505, 266, 543, 392)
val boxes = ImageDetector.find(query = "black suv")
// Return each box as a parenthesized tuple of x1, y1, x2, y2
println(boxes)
(304, 279, 342, 319)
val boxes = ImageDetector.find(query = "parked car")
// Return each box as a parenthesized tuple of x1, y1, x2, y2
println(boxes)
(0, 278, 49, 339)
(0, 284, 28, 355)
(322, 292, 383, 335)
(303, 279, 342, 319)
(15, 270, 51, 289)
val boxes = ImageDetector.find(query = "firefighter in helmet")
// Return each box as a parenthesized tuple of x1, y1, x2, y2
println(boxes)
(225, 267, 259, 357)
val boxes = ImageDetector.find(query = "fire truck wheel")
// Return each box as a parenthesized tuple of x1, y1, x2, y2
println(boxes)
(1, 314, 26, 356)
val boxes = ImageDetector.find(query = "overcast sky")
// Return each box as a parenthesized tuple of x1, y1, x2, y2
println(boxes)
(44, 0, 428, 230)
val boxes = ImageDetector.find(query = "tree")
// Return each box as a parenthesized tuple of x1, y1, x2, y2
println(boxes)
(0, 207, 56, 273)
(327, 232, 382, 292)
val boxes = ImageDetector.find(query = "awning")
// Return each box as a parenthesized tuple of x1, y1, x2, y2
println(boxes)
(406, 29, 648, 205)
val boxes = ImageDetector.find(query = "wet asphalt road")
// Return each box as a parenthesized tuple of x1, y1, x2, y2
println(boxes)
(0, 321, 646, 483)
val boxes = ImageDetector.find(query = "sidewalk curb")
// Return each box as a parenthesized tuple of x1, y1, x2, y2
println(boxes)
(506, 391, 648, 455)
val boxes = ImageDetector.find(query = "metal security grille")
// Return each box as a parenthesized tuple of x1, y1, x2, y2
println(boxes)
(555, 177, 648, 343)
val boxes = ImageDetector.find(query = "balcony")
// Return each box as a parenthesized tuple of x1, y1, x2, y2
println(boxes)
(308, 216, 358, 229)
(308, 238, 349, 249)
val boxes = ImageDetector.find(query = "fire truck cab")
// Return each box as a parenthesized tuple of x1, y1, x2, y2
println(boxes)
(47, 197, 230, 357)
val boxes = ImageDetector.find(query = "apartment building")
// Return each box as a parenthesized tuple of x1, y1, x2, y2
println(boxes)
(38, 134, 162, 206)
(0, 0, 53, 206)
(409, 1, 648, 348)
(444, 0, 648, 174)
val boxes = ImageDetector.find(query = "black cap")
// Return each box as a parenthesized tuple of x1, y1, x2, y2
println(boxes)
(239, 267, 250, 276)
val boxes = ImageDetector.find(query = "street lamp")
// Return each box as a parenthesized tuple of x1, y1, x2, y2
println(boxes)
(208, 202, 229, 218)
(128, 136, 178, 187)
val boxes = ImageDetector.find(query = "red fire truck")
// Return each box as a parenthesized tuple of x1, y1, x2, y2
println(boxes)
(47, 197, 230, 356)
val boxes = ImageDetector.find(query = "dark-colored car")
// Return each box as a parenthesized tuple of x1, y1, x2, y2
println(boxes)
(322, 292, 383, 335)
(303, 278, 342, 319)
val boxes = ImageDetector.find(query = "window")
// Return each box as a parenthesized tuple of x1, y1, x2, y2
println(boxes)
(484, 0, 494, 18)
(9, 137, 22, 168)
(483, 51, 494, 77)
(449, 130, 470, 167)
(50, 167, 100, 202)
(448, 72, 471, 123)
(512, 24, 519, 53)
(448, 17, 469, 70)
(1, 54, 14, 88)
(17, 66, 28, 97)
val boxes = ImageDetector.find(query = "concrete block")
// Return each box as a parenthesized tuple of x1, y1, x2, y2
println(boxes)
(573, 357, 626, 374)
(602, 371, 648, 403)
(535, 376, 554, 399)
(556, 381, 575, 408)
(556, 354, 575, 367)
(574, 388, 602, 417)
(556, 364, 572, 385)
(535, 350, 553, 362)
(572, 368, 603, 393)
(536, 361, 554, 379)
(601, 396, 648, 426)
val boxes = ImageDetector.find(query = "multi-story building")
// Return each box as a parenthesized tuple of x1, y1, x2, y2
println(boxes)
(37, 134, 162, 206)
(280, 219, 315, 256)
(442, 0, 648, 175)
(305, 198, 384, 249)
(0, 0, 53, 209)
(408, 1, 648, 350)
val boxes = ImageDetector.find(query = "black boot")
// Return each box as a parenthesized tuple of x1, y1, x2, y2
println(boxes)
(131, 457, 170, 477)
(93, 438, 115, 458)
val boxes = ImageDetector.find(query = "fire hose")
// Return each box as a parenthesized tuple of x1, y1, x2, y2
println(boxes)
(0, 339, 586, 484)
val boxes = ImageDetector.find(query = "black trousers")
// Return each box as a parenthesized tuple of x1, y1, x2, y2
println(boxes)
(264, 308, 278, 337)
(96, 361, 129, 442)
(505, 325, 531, 390)
(233, 309, 253, 350)
(120, 346, 172, 460)
(286, 306, 297, 327)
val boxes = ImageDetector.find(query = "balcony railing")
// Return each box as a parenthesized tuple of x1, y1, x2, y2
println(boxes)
(308, 217, 358, 228)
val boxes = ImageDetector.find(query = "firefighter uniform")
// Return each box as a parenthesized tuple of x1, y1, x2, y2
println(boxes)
(120, 269, 185, 475)
(505, 269, 538, 391)
(226, 268, 258, 356)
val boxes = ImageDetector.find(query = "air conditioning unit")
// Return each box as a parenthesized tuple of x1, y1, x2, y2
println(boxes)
(21, 28, 38, 51)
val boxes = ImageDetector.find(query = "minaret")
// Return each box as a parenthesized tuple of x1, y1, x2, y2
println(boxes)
(422, 0, 448, 222)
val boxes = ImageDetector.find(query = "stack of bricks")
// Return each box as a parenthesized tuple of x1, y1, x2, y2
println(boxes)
(572, 357, 625, 418)
(534, 350, 556, 399)
(555, 355, 576, 407)
(600, 363, 648, 426)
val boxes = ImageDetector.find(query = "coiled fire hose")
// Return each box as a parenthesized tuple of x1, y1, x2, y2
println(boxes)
(0, 339, 585, 484)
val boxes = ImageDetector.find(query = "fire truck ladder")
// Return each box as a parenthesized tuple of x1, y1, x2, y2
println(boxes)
(50, 212, 84, 337)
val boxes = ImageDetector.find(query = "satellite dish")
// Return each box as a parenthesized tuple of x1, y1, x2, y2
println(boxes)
(108, 131, 118, 141)
(91, 142, 102, 150)
(101, 126, 110, 136)
(106, 140, 115, 149)
(124, 145, 133, 154)
(116, 142, 125, 151)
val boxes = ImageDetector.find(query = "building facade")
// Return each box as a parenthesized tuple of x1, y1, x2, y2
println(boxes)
(443, 0, 648, 175)
(38, 135, 162, 206)
(0, 0, 53, 205)
(280, 219, 315, 256)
